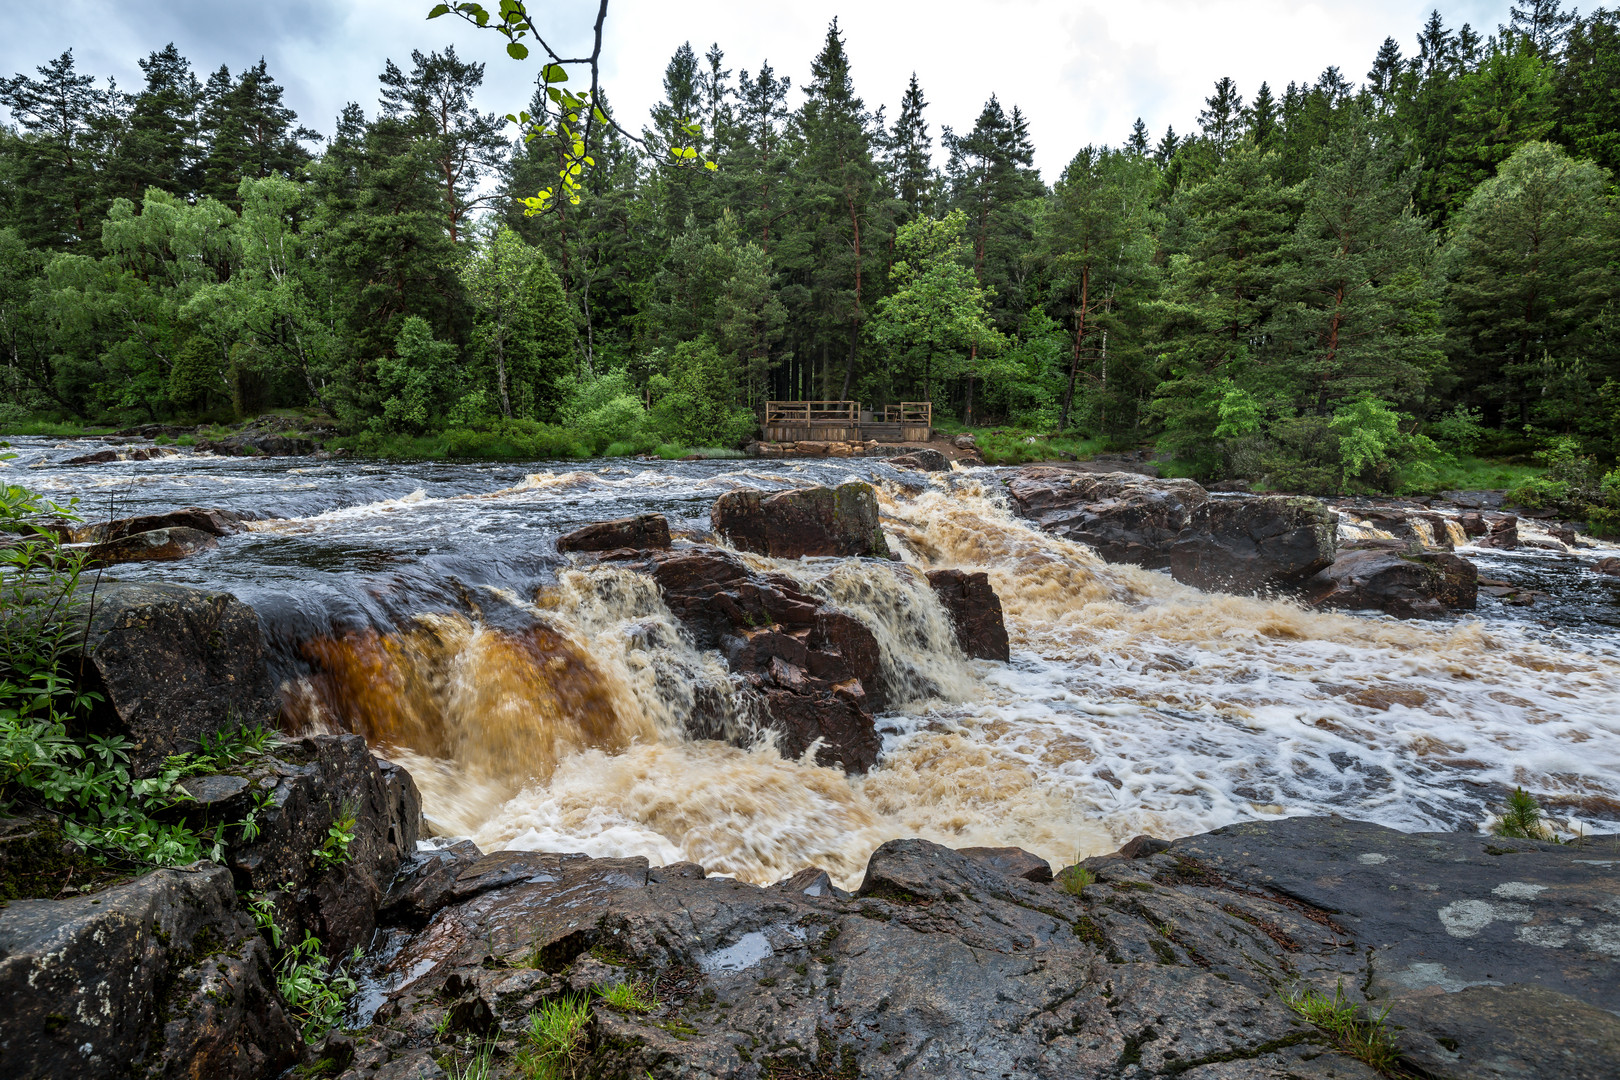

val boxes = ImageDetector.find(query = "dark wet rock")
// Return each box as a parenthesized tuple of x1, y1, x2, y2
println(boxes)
(198, 433, 316, 456)
(1597, 556, 1620, 576)
(378, 840, 485, 928)
(71, 582, 280, 775)
(85, 525, 218, 564)
(955, 845, 1053, 882)
(125, 446, 178, 461)
(63, 448, 119, 465)
(711, 482, 891, 559)
(1005, 468, 1209, 568)
(1478, 514, 1520, 549)
(608, 545, 887, 771)
(1548, 524, 1578, 546)
(1458, 511, 1489, 537)
(1336, 505, 1456, 551)
(1115, 834, 1171, 860)
(0, 862, 300, 1080)
(1387, 985, 1620, 1080)
(1442, 489, 1506, 510)
(926, 568, 1011, 661)
(556, 512, 671, 553)
(1303, 548, 1478, 619)
(887, 448, 950, 472)
(175, 773, 252, 816)
(77, 506, 247, 545)
(1166, 816, 1620, 1017)
(1169, 496, 1338, 594)
(225, 735, 422, 957)
(346, 816, 1620, 1080)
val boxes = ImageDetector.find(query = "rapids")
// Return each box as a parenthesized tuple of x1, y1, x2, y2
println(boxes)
(10, 435, 1620, 887)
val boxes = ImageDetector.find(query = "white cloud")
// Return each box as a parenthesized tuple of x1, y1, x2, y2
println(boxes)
(3, 0, 1511, 180)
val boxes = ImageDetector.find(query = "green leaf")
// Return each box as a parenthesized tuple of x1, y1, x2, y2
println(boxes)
(506, 41, 529, 60)
(593, 107, 607, 123)
(705, 160, 719, 171)
(543, 63, 569, 84)
(427, 3, 451, 18)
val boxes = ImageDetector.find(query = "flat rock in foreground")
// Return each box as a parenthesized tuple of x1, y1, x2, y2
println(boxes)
(343, 816, 1618, 1080)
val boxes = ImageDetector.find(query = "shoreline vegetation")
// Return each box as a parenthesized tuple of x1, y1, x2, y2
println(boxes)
(1, 6, 1617, 523)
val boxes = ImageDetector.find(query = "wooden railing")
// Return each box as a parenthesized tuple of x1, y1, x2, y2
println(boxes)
(875, 402, 932, 425)
(764, 400, 860, 423)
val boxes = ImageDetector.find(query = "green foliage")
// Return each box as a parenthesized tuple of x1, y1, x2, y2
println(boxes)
(645, 339, 757, 448)
(274, 929, 362, 1042)
(1427, 405, 1486, 454)
(1057, 866, 1096, 897)
(514, 995, 592, 1080)
(314, 800, 357, 868)
(1284, 982, 1404, 1075)
(375, 317, 461, 434)
(1493, 787, 1553, 840)
(596, 979, 657, 1013)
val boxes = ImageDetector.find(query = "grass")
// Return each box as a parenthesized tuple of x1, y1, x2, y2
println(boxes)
(444, 1036, 498, 1080)
(0, 419, 117, 437)
(1057, 865, 1096, 897)
(596, 979, 658, 1013)
(1416, 455, 1544, 495)
(514, 995, 592, 1080)
(947, 426, 1109, 465)
(1285, 982, 1408, 1076)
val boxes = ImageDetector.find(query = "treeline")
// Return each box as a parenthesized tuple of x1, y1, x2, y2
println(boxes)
(1, 3, 1618, 489)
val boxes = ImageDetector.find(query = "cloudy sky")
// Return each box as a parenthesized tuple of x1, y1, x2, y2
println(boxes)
(3, 0, 1508, 179)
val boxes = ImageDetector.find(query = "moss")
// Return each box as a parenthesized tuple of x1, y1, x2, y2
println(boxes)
(0, 816, 104, 901)
(1152, 855, 1225, 888)
(1073, 916, 1108, 947)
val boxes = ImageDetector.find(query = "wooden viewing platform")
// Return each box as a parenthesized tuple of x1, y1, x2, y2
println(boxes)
(763, 400, 931, 444)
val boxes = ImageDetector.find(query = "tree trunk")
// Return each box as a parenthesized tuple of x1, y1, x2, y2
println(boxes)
(1059, 265, 1090, 431)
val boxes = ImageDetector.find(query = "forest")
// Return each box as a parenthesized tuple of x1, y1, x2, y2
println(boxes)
(1, 1, 1617, 506)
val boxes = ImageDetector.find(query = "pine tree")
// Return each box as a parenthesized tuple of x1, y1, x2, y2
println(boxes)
(1246, 83, 1280, 148)
(942, 95, 1044, 332)
(1366, 37, 1406, 116)
(109, 44, 202, 200)
(1555, 10, 1620, 177)
(1154, 125, 1181, 166)
(1126, 118, 1150, 156)
(0, 51, 120, 248)
(1507, 0, 1577, 56)
(379, 47, 506, 244)
(198, 59, 319, 205)
(1445, 141, 1618, 426)
(1198, 76, 1244, 157)
(887, 74, 936, 221)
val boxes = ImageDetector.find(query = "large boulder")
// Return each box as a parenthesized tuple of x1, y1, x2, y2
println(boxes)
(711, 483, 891, 559)
(926, 568, 1011, 661)
(887, 449, 950, 472)
(72, 583, 280, 775)
(609, 546, 886, 770)
(556, 512, 671, 553)
(197, 433, 316, 457)
(1004, 468, 1208, 568)
(0, 862, 300, 1080)
(342, 816, 1619, 1080)
(1303, 546, 1478, 619)
(1169, 496, 1338, 594)
(85, 526, 218, 565)
(226, 734, 423, 957)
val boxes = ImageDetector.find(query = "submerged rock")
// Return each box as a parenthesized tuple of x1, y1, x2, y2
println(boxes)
(72, 582, 280, 775)
(0, 862, 301, 1080)
(1169, 496, 1338, 594)
(711, 482, 891, 559)
(926, 568, 1011, 661)
(1304, 547, 1479, 619)
(75, 506, 247, 545)
(556, 512, 671, 553)
(348, 815, 1618, 1080)
(85, 524, 218, 564)
(1005, 468, 1209, 568)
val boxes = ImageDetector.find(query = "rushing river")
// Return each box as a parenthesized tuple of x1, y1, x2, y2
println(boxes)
(10, 435, 1620, 887)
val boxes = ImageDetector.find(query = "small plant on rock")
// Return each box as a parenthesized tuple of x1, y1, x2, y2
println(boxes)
(596, 978, 657, 1013)
(1285, 981, 1405, 1075)
(1493, 787, 1553, 840)
(1058, 866, 1096, 897)
(515, 995, 592, 1080)
(275, 930, 362, 1041)
(314, 800, 358, 867)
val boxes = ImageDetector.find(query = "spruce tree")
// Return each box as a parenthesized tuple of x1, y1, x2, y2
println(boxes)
(1198, 76, 1244, 157)
(887, 74, 936, 222)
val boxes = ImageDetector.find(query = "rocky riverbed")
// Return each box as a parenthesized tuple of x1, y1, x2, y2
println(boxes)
(4, 435, 1619, 1077)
